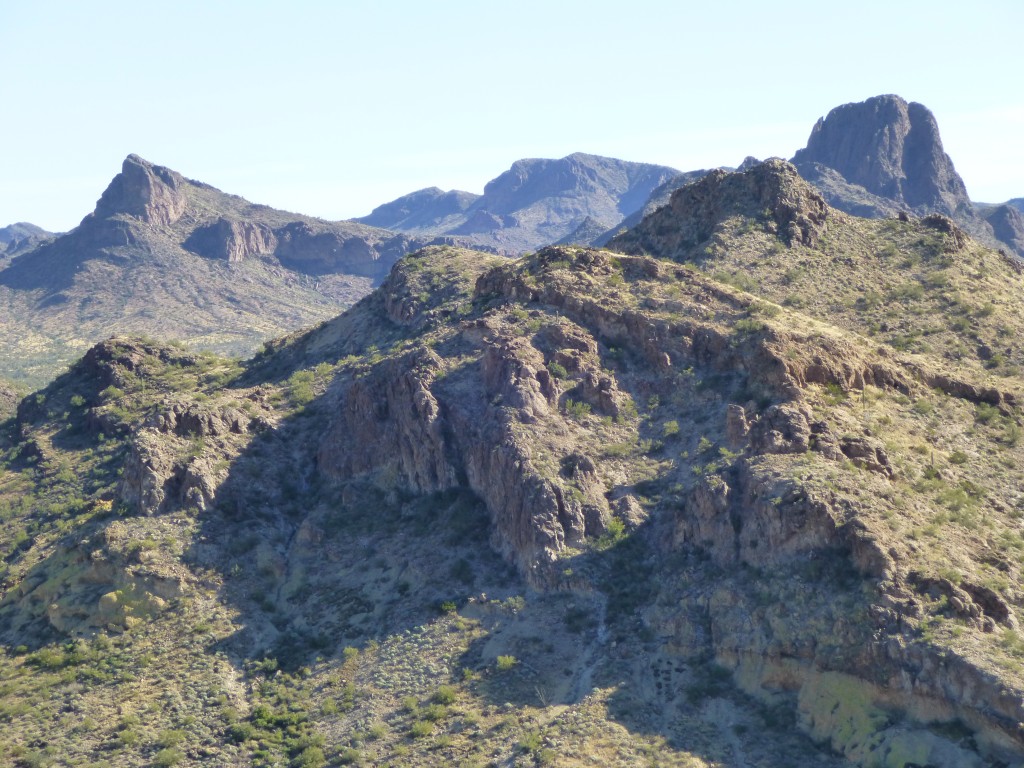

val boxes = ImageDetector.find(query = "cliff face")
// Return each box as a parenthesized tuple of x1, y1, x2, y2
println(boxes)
(789, 94, 1024, 259)
(92, 154, 190, 227)
(792, 95, 970, 217)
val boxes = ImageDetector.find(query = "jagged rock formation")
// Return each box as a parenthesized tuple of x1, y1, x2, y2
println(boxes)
(610, 159, 828, 257)
(791, 94, 1024, 258)
(792, 95, 971, 216)
(358, 152, 681, 254)
(92, 154, 190, 227)
(0, 155, 443, 386)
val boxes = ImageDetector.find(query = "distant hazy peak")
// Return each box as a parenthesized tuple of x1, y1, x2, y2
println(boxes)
(0, 222, 52, 244)
(357, 151, 680, 253)
(792, 94, 969, 216)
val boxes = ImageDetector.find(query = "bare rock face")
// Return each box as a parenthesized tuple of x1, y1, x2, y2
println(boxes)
(93, 154, 188, 227)
(792, 95, 970, 217)
(609, 159, 828, 260)
(184, 218, 277, 262)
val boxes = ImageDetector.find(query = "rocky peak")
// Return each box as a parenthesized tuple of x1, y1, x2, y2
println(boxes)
(792, 94, 970, 216)
(609, 159, 828, 259)
(92, 153, 189, 227)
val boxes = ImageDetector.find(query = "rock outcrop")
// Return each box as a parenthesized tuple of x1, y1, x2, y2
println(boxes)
(792, 95, 970, 217)
(608, 159, 828, 259)
(184, 217, 277, 262)
(791, 94, 1024, 258)
(92, 153, 189, 227)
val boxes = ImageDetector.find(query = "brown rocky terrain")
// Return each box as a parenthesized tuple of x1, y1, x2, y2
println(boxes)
(2, 160, 1024, 767)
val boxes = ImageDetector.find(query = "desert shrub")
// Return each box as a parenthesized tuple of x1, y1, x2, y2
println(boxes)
(563, 399, 591, 420)
(153, 748, 184, 767)
(432, 685, 457, 705)
(548, 361, 568, 379)
(409, 720, 434, 739)
(293, 746, 326, 768)
(975, 402, 1000, 424)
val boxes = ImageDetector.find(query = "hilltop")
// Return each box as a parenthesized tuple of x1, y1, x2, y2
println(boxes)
(0, 155, 446, 387)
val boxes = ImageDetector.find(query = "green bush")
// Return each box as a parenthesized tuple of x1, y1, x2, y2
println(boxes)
(293, 746, 326, 768)
(563, 399, 591, 420)
(432, 685, 457, 705)
(496, 655, 518, 671)
(409, 720, 434, 739)
(153, 748, 184, 767)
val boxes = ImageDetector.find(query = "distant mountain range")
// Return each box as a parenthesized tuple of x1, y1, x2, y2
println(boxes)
(356, 152, 682, 254)
(1, 95, 1021, 387)
(0, 155, 458, 385)
(359, 96, 1023, 259)
(0, 222, 55, 259)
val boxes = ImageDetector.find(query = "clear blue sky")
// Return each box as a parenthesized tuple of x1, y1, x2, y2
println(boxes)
(2, 0, 1022, 232)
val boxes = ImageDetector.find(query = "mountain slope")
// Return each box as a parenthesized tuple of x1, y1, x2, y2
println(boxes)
(357, 152, 681, 254)
(3, 159, 1024, 765)
(0, 155, 442, 387)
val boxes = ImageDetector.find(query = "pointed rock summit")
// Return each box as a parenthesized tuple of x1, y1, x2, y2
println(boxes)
(92, 154, 189, 227)
(792, 94, 970, 216)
